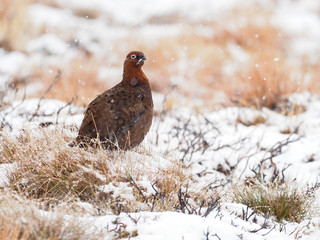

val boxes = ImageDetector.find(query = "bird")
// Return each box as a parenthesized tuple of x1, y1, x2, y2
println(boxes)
(74, 51, 153, 150)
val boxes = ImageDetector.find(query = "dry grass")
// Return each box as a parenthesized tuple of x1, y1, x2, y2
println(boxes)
(0, 0, 33, 51)
(228, 58, 320, 111)
(230, 59, 296, 110)
(0, 127, 218, 215)
(31, 54, 106, 106)
(121, 10, 276, 97)
(130, 32, 228, 96)
(3, 128, 111, 204)
(301, 63, 320, 95)
(113, 9, 319, 111)
(236, 113, 266, 127)
(214, 9, 319, 110)
(0, 1, 319, 111)
(0, 195, 102, 240)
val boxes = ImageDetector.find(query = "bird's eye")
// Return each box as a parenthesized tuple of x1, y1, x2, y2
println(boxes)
(130, 54, 137, 59)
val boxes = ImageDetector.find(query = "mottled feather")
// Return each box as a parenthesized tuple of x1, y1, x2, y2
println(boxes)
(74, 51, 153, 150)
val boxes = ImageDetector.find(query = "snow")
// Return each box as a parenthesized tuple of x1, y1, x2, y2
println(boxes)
(89, 208, 305, 239)
(1, 0, 320, 239)
(26, 34, 69, 55)
(271, 0, 320, 61)
(0, 50, 28, 76)
(0, 164, 11, 187)
(2, 93, 320, 238)
(55, 0, 244, 24)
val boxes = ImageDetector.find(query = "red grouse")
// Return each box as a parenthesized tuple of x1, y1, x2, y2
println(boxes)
(75, 51, 153, 150)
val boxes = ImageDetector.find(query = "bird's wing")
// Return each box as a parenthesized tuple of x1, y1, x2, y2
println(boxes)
(77, 92, 111, 140)
(98, 86, 148, 138)
(77, 86, 148, 142)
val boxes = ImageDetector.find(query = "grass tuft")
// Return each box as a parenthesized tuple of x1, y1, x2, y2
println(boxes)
(232, 181, 313, 222)
(229, 58, 302, 110)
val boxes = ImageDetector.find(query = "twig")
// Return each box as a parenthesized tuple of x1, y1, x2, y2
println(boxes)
(262, 225, 275, 236)
(241, 205, 255, 221)
(55, 97, 75, 124)
(251, 129, 302, 182)
(127, 175, 150, 206)
(29, 70, 62, 120)
(202, 196, 220, 218)
(125, 212, 141, 224)
(0, 78, 27, 130)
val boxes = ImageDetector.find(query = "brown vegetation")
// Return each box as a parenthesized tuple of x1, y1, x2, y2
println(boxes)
(0, 196, 102, 240)
(0, 127, 218, 215)
(0, 0, 33, 51)
(30, 54, 106, 106)
(1, 0, 318, 112)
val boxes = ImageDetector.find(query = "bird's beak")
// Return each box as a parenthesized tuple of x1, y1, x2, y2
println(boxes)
(136, 56, 147, 65)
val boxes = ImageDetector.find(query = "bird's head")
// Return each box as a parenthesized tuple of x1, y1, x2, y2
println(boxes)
(125, 51, 147, 67)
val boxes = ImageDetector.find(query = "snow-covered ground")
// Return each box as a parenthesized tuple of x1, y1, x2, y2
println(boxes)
(1, 0, 320, 239)
(2, 92, 320, 239)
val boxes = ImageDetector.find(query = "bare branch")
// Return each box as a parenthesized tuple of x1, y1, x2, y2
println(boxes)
(29, 70, 62, 121)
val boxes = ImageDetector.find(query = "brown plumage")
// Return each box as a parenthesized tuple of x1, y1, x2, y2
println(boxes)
(75, 51, 153, 150)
